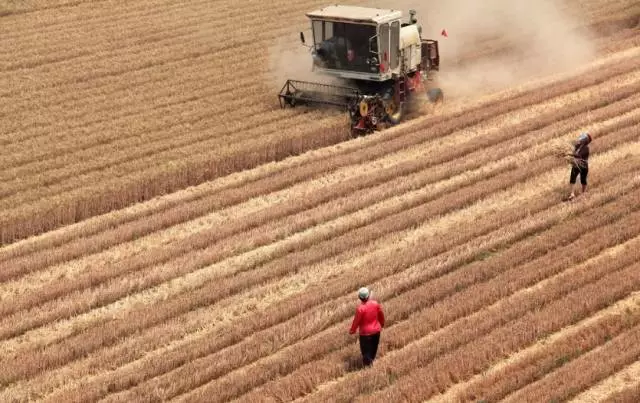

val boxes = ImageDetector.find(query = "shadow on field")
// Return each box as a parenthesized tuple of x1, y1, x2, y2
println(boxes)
(343, 355, 365, 372)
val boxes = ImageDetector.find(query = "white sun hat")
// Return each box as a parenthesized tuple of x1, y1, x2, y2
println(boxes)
(358, 287, 370, 300)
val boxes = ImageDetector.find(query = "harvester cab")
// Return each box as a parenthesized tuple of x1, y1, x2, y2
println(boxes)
(278, 5, 443, 136)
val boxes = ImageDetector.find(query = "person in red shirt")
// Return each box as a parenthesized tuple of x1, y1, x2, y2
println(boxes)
(349, 287, 385, 366)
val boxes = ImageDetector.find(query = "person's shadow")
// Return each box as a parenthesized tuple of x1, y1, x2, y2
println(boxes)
(343, 355, 364, 372)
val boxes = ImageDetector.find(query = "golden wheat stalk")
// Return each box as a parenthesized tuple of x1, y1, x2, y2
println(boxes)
(552, 143, 587, 169)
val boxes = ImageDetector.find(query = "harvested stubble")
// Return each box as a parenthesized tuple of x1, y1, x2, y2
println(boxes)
(359, 261, 640, 403)
(4, 64, 640, 276)
(4, 94, 640, 337)
(231, 176, 640, 403)
(6, 117, 640, 398)
(4, 83, 640, 288)
(600, 380, 640, 403)
(1, 3, 639, 401)
(1, 47, 639, 244)
(502, 323, 640, 402)
(305, 225, 640, 403)
(6, 133, 640, 400)
(569, 359, 640, 403)
(24, 162, 640, 403)
(4, 120, 638, 359)
(445, 292, 640, 402)
(0, 148, 581, 368)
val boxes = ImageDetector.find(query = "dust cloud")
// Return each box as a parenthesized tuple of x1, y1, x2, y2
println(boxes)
(266, 34, 343, 93)
(268, 0, 597, 100)
(377, 0, 597, 98)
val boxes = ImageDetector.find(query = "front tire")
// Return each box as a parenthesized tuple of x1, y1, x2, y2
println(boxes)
(383, 93, 403, 125)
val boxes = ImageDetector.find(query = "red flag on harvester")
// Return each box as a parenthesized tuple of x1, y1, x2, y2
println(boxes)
(441, 29, 448, 37)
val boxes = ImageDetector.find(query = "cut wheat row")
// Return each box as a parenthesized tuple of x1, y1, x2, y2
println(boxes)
(11, 142, 640, 400)
(435, 292, 640, 402)
(6, 102, 639, 323)
(3, 53, 640, 245)
(187, 171, 640, 403)
(502, 324, 640, 402)
(349, 258, 640, 403)
(2, 90, 636, 340)
(2, 45, 638, 265)
(4, 118, 638, 368)
(103, 168, 640, 403)
(596, 365, 640, 403)
(5, 44, 638, 168)
(267, 210, 640, 403)
(18, 150, 640, 402)
(3, 120, 637, 364)
(2, 117, 636, 392)
(570, 359, 640, 402)
(4, 64, 639, 202)
(3, 74, 638, 284)
(602, 386, 640, 403)
(3, 104, 639, 340)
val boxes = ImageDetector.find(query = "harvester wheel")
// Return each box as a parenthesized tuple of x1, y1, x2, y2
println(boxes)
(427, 87, 444, 103)
(383, 94, 403, 125)
(359, 100, 369, 117)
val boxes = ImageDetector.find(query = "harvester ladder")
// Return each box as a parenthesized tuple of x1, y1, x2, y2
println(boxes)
(397, 50, 407, 103)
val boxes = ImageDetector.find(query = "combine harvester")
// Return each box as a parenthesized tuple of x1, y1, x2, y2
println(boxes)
(279, 5, 443, 136)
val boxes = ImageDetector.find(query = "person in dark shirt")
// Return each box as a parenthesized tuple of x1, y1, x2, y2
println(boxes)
(568, 132, 592, 200)
(349, 287, 385, 367)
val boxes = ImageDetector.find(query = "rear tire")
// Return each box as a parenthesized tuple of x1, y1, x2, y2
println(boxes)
(427, 87, 444, 103)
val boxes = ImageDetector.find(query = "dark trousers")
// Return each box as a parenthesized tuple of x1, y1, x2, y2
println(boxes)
(570, 165, 588, 185)
(359, 332, 380, 366)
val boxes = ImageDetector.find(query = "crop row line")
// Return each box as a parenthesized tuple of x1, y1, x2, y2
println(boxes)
(34, 154, 640, 401)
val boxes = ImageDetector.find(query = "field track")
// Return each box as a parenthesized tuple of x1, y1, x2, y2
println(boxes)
(1, 0, 640, 401)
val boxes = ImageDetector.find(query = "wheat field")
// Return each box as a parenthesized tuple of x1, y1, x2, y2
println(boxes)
(1, 0, 640, 401)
